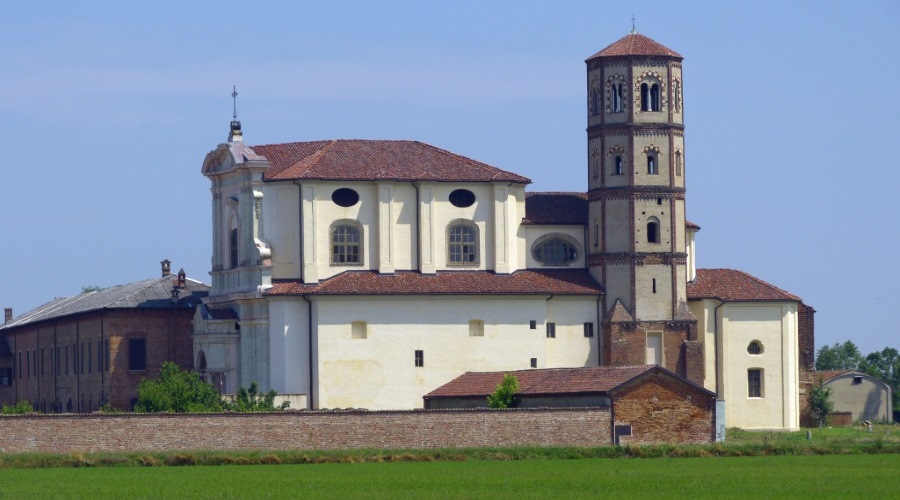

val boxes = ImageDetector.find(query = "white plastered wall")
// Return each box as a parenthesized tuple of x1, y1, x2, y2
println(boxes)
(305, 295, 599, 410)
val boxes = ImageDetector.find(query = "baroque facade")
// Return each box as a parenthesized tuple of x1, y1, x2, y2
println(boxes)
(193, 32, 814, 429)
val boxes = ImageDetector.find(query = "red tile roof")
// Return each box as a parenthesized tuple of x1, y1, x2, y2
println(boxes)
(267, 270, 603, 296)
(815, 370, 851, 382)
(424, 365, 657, 398)
(685, 220, 701, 230)
(687, 269, 801, 302)
(523, 192, 588, 225)
(587, 32, 682, 60)
(254, 139, 531, 184)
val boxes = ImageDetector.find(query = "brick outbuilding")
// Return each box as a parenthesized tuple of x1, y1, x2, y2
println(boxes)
(424, 365, 716, 444)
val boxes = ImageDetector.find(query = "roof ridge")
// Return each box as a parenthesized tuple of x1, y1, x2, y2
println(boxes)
(103, 276, 170, 308)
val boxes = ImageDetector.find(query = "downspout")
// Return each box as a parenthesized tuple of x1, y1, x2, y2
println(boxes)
(100, 313, 105, 406)
(302, 295, 314, 410)
(294, 181, 304, 283)
(76, 319, 80, 412)
(596, 295, 603, 366)
(713, 300, 726, 398)
(413, 183, 421, 270)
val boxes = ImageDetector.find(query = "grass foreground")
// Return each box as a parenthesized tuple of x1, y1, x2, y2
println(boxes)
(0, 454, 897, 498)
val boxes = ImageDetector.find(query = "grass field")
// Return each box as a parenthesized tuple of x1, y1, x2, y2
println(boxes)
(0, 454, 897, 498)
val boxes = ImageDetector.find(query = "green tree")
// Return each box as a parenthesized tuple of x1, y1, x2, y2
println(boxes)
(809, 378, 834, 427)
(225, 382, 289, 412)
(815, 341, 863, 370)
(1, 400, 35, 414)
(487, 373, 519, 409)
(134, 362, 223, 413)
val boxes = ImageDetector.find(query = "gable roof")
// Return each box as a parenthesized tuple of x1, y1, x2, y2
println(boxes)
(254, 139, 531, 184)
(1, 275, 210, 330)
(267, 269, 603, 297)
(586, 32, 682, 60)
(687, 269, 801, 302)
(523, 192, 588, 225)
(424, 365, 713, 399)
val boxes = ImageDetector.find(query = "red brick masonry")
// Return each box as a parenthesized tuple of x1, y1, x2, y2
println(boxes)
(0, 408, 613, 454)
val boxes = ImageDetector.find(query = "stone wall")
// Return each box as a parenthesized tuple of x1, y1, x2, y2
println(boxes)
(0, 408, 612, 454)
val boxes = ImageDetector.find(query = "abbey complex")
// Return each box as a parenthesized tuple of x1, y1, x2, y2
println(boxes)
(1, 32, 815, 431)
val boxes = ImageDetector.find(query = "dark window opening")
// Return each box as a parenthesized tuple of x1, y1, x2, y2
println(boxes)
(529, 320, 537, 330)
(652, 278, 657, 294)
(530, 358, 537, 368)
(229, 227, 239, 269)
(650, 84, 660, 111)
(331, 188, 360, 207)
(546, 322, 556, 338)
(584, 322, 594, 338)
(853, 375, 863, 385)
(414, 350, 424, 367)
(647, 155, 657, 175)
(612, 83, 624, 113)
(533, 236, 579, 266)
(647, 221, 660, 243)
(748, 369, 762, 398)
(129, 339, 147, 371)
(747, 341, 762, 355)
(614, 155, 623, 175)
(449, 189, 476, 208)
(657, 197, 663, 205)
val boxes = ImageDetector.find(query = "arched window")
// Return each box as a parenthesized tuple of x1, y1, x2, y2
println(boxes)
(331, 221, 362, 265)
(641, 83, 649, 111)
(229, 227, 239, 269)
(612, 83, 624, 113)
(590, 88, 600, 116)
(641, 82, 661, 112)
(647, 217, 660, 243)
(675, 151, 683, 176)
(747, 340, 763, 355)
(647, 155, 658, 175)
(614, 155, 624, 175)
(532, 234, 580, 266)
(448, 220, 478, 265)
(674, 80, 682, 112)
(650, 84, 660, 111)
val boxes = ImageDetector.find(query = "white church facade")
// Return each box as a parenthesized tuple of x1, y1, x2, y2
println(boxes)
(192, 32, 815, 429)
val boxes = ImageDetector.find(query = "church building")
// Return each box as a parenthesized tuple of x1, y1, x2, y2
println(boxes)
(193, 32, 814, 429)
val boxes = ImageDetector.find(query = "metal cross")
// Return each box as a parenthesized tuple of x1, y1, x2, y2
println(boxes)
(631, 15, 636, 34)
(231, 85, 238, 121)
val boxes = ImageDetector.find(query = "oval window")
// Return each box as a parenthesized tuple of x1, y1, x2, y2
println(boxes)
(449, 189, 476, 208)
(747, 340, 763, 355)
(331, 188, 360, 207)
(532, 235, 579, 266)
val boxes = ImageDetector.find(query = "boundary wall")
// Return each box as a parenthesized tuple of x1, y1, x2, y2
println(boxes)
(0, 408, 612, 454)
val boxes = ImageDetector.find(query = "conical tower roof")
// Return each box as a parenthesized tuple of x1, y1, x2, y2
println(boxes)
(586, 32, 682, 60)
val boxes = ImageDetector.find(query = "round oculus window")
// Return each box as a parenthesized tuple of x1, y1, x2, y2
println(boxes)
(449, 189, 476, 208)
(747, 340, 763, 355)
(331, 188, 360, 207)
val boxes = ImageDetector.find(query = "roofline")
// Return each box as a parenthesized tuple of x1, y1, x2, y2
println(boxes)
(269, 291, 604, 298)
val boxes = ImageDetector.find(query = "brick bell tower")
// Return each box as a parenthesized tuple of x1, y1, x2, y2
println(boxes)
(585, 31, 702, 383)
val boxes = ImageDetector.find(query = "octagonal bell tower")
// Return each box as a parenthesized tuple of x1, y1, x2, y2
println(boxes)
(585, 31, 702, 383)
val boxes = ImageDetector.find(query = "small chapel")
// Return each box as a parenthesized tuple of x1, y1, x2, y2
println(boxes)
(193, 31, 815, 430)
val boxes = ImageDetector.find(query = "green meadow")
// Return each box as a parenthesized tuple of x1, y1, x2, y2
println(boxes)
(0, 454, 897, 499)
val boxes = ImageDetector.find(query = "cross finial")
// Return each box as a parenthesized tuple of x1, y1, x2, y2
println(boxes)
(631, 15, 636, 34)
(231, 85, 239, 121)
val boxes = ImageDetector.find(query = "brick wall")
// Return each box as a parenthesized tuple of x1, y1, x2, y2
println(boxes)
(603, 320, 704, 384)
(797, 303, 816, 427)
(0, 408, 613, 454)
(611, 371, 714, 445)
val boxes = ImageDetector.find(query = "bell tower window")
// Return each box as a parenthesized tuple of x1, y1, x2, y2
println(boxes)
(612, 83, 624, 113)
(647, 217, 660, 243)
(641, 83, 661, 112)
(229, 227, 239, 269)
(614, 155, 623, 175)
(647, 155, 658, 175)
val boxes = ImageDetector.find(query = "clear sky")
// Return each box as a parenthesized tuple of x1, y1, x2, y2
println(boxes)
(1, 1, 898, 355)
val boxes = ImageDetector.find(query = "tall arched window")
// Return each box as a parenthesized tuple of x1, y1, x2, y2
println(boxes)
(675, 151, 683, 176)
(647, 155, 658, 175)
(331, 221, 362, 265)
(641, 82, 661, 111)
(611, 82, 624, 113)
(647, 217, 660, 243)
(229, 227, 239, 269)
(641, 83, 649, 111)
(650, 84, 660, 111)
(448, 220, 478, 265)
(615, 155, 624, 175)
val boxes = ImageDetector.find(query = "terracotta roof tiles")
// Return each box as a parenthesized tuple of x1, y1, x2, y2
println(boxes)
(687, 269, 801, 302)
(255, 139, 531, 184)
(587, 32, 682, 60)
(424, 365, 657, 398)
(523, 192, 588, 225)
(267, 269, 603, 297)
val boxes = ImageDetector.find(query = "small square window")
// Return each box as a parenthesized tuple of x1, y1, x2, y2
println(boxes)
(414, 350, 424, 367)
(583, 322, 594, 338)
(853, 375, 863, 385)
(529, 320, 537, 330)
(530, 358, 537, 368)
(546, 322, 556, 338)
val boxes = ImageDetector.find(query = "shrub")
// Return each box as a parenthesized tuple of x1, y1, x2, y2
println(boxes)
(1, 400, 35, 414)
(487, 374, 519, 409)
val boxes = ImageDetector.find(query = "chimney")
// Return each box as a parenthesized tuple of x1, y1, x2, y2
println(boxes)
(4, 308, 11, 324)
(177, 268, 186, 288)
(161, 259, 171, 277)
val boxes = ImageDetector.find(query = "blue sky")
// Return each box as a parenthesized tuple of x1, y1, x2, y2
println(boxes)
(1, 1, 898, 354)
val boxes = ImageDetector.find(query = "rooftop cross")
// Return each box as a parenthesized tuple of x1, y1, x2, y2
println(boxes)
(631, 15, 636, 34)
(231, 85, 239, 121)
